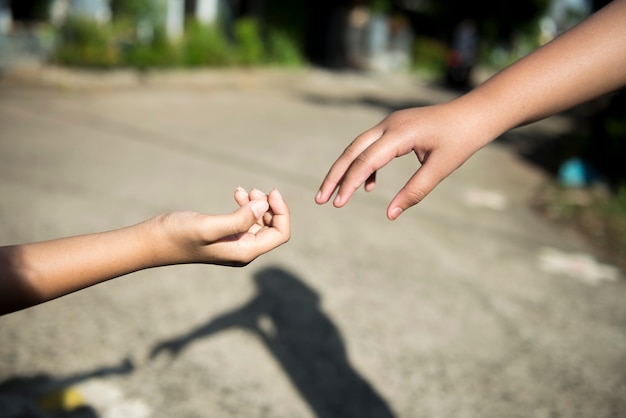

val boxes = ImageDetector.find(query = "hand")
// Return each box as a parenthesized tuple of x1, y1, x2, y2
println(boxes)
(152, 187, 290, 266)
(315, 103, 489, 220)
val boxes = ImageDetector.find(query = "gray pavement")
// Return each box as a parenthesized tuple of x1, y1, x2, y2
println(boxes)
(0, 68, 625, 418)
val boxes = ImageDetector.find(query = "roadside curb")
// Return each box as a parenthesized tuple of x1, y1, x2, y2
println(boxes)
(0, 64, 314, 91)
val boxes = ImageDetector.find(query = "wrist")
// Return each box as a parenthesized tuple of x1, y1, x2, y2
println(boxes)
(136, 215, 178, 268)
(142, 212, 200, 267)
(441, 94, 509, 151)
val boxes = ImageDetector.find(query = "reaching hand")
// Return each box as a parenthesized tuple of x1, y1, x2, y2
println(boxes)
(315, 104, 489, 220)
(153, 187, 291, 266)
(317, 0, 626, 221)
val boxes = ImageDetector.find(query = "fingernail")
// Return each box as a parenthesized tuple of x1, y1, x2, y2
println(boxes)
(251, 200, 269, 219)
(315, 191, 322, 202)
(235, 186, 246, 194)
(272, 188, 283, 199)
(390, 207, 403, 219)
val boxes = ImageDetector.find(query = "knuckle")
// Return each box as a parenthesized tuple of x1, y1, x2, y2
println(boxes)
(232, 215, 250, 234)
(405, 188, 427, 205)
(343, 143, 360, 159)
(354, 150, 374, 169)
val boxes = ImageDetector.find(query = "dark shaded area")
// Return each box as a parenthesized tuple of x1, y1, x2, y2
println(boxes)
(496, 91, 626, 190)
(300, 92, 435, 114)
(583, 91, 626, 188)
(303, 0, 352, 68)
(8, 0, 50, 23)
(151, 266, 395, 418)
(0, 358, 134, 417)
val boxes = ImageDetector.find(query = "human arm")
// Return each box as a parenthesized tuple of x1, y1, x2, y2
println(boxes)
(315, 0, 626, 220)
(0, 188, 290, 315)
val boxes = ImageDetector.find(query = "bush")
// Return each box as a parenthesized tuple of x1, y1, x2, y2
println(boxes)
(411, 36, 447, 76)
(266, 28, 304, 67)
(233, 18, 265, 66)
(110, 0, 164, 23)
(55, 17, 120, 68)
(123, 25, 180, 69)
(53, 15, 307, 70)
(182, 21, 233, 67)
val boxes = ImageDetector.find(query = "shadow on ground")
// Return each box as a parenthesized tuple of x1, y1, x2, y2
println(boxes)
(301, 92, 435, 114)
(0, 358, 133, 417)
(151, 266, 395, 418)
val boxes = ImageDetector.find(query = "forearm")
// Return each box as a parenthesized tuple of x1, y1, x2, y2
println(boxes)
(455, 0, 626, 141)
(0, 220, 159, 315)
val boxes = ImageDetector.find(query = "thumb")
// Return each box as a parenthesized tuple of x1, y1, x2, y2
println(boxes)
(207, 199, 269, 240)
(201, 199, 270, 242)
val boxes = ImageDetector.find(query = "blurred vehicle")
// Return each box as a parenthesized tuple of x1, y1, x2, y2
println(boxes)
(445, 19, 478, 88)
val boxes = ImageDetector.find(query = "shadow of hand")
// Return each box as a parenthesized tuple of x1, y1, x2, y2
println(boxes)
(150, 339, 186, 360)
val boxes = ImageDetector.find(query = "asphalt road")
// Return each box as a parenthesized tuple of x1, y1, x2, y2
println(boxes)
(0, 68, 625, 418)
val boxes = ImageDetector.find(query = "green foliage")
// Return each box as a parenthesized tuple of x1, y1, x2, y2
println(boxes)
(53, 13, 307, 70)
(411, 36, 447, 77)
(110, 0, 164, 24)
(533, 182, 626, 271)
(123, 25, 181, 69)
(55, 17, 120, 68)
(266, 28, 304, 67)
(32, 0, 53, 21)
(233, 18, 265, 66)
(369, 0, 392, 14)
(594, 184, 626, 266)
(182, 21, 234, 67)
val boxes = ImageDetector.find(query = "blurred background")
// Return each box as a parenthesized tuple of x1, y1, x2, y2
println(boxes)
(0, 0, 600, 72)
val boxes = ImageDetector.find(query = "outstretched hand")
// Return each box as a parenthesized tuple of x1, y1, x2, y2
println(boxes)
(153, 187, 290, 266)
(315, 104, 489, 220)
(317, 0, 626, 221)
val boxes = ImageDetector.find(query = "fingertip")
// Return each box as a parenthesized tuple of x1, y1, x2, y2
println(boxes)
(270, 188, 282, 199)
(250, 188, 267, 199)
(315, 187, 334, 205)
(234, 186, 250, 206)
(269, 189, 289, 212)
(387, 206, 403, 221)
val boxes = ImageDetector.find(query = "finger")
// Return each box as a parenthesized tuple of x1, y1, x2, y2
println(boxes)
(333, 133, 409, 208)
(234, 186, 250, 207)
(265, 189, 290, 238)
(236, 189, 290, 260)
(205, 199, 269, 240)
(386, 153, 453, 220)
(315, 126, 384, 204)
(364, 171, 376, 192)
(249, 188, 267, 201)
